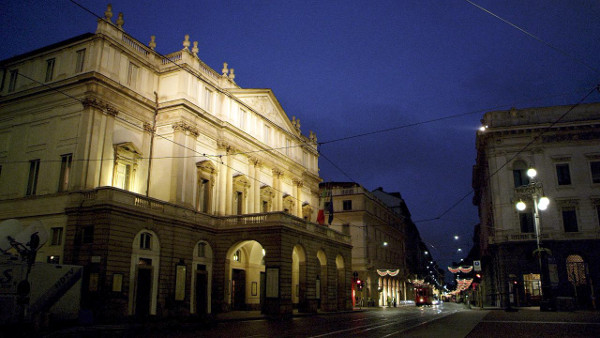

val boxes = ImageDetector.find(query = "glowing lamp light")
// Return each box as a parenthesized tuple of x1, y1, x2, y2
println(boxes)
(383, 241, 388, 247)
(538, 197, 550, 211)
(516, 201, 527, 211)
(526, 168, 537, 178)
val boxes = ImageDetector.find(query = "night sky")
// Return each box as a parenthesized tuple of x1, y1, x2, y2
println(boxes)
(3, 1, 600, 283)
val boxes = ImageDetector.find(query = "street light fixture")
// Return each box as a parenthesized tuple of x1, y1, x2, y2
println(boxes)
(514, 167, 552, 310)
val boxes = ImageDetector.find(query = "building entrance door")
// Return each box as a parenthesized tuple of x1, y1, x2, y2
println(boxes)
(135, 267, 152, 317)
(195, 268, 208, 315)
(232, 269, 246, 310)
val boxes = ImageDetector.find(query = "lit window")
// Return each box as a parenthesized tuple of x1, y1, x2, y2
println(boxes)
(59, 153, 72, 192)
(127, 62, 139, 86)
(556, 163, 571, 185)
(75, 49, 86, 73)
(233, 249, 241, 262)
(113, 143, 141, 192)
(591, 161, 600, 184)
(140, 232, 152, 250)
(8, 69, 18, 92)
(562, 209, 578, 232)
(51, 227, 63, 246)
(45, 58, 55, 82)
(26, 159, 40, 196)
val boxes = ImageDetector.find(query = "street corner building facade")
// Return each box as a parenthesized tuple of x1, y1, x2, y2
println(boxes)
(319, 182, 431, 307)
(0, 6, 353, 322)
(472, 103, 600, 310)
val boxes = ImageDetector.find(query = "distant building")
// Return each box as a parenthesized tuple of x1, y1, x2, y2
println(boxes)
(0, 6, 352, 321)
(320, 182, 426, 306)
(473, 103, 600, 309)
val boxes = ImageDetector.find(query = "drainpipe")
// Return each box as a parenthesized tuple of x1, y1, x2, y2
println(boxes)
(146, 91, 158, 197)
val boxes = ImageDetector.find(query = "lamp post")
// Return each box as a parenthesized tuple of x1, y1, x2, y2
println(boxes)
(514, 168, 553, 310)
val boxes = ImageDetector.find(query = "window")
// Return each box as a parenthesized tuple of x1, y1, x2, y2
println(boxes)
(519, 212, 534, 233)
(302, 151, 308, 167)
(324, 201, 331, 212)
(204, 88, 213, 111)
(523, 273, 541, 298)
(82, 225, 94, 244)
(512, 160, 530, 187)
(140, 232, 152, 250)
(45, 58, 55, 82)
(234, 191, 243, 215)
(513, 169, 530, 187)
(59, 153, 72, 192)
(566, 255, 586, 286)
(556, 163, 571, 185)
(197, 178, 210, 212)
(591, 161, 600, 184)
(75, 49, 86, 73)
(343, 200, 352, 211)
(198, 242, 206, 257)
(562, 209, 578, 232)
(26, 159, 40, 196)
(51, 227, 63, 246)
(113, 143, 141, 191)
(262, 200, 269, 213)
(233, 249, 241, 262)
(8, 69, 18, 92)
(114, 163, 132, 190)
(263, 124, 271, 145)
(47, 256, 60, 264)
(127, 62, 139, 86)
(285, 138, 291, 156)
(239, 108, 246, 129)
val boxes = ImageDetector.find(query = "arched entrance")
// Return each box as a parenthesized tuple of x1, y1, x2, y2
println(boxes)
(191, 240, 213, 315)
(225, 240, 265, 311)
(292, 244, 307, 310)
(128, 230, 160, 317)
(317, 250, 327, 310)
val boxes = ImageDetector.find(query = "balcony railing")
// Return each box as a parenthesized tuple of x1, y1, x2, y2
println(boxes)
(76, 187, 350, 243)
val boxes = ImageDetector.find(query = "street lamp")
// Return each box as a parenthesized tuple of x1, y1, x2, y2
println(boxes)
(514, 167, 552, 310)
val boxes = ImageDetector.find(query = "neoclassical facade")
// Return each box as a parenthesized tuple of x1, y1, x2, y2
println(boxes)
(0, 6, 352, 321)
(473, 103, 600, 309)
(320, 182, 414, 307)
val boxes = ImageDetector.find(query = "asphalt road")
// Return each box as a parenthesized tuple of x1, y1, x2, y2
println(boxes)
(39, 302, 600, 337)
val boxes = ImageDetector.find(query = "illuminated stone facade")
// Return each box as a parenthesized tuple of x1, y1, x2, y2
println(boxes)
(473, 103, 600, 309)
(0, 7, 351, 320)
(320, 182, 417, 307)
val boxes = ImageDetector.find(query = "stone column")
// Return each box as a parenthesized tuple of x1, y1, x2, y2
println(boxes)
(294, 179, 303, 217)
(272, 168, 283, 211)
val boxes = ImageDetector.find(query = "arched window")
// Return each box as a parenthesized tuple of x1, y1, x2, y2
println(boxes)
(512, 160, 530, 187)
(566, 255, 586, 286)
(140, 232, 152, 250)
(233, 249, 242, 262)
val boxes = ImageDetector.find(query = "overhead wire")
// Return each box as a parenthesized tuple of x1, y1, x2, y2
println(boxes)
(465, 0, 600, 74)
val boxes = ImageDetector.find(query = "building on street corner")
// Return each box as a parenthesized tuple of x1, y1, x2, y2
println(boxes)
(320, 182, 430, 307)
(0, 5, 352, 323)
(472, 103, 600, 310)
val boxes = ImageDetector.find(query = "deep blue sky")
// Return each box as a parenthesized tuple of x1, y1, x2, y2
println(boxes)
(3, 1, 600, 283)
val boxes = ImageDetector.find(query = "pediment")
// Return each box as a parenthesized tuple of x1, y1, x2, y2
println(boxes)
(230, 89, 299, 136)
